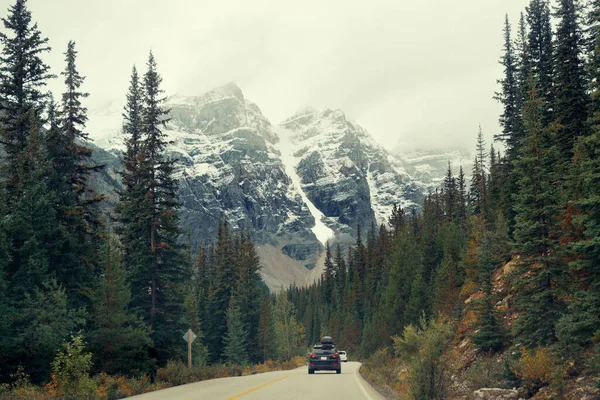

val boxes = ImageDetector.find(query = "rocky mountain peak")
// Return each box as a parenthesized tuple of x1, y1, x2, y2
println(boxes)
(167, 83, 277, 144)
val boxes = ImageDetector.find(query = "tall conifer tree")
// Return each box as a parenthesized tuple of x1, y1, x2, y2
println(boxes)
(555, 2, 600, 351)
(125, 52, 186, 364)
(53, 41, 103, 306)
(88, 231, 152, 374)
(553, 0, 588, 164)
(0, 0, 53, 197)
(512, 80, 564, 347)
(525, 0, 554, 123)
(495, 15, 522, 162)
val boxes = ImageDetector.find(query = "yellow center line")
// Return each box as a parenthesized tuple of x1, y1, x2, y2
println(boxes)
(226, 373, 301, 400)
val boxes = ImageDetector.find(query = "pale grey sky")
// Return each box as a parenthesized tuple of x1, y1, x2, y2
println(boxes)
(2, 0, 531, 152)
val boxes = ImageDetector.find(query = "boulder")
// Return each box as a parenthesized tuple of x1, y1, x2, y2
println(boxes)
(473, 388, 519, 400)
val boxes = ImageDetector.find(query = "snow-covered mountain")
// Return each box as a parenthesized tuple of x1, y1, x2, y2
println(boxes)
(277, 107, 425, 235)
(393, 146, 473, 191)
(86, 83, 429, 290)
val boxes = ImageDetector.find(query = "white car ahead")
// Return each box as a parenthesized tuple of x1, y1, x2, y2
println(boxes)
(338, 350, 348, 362)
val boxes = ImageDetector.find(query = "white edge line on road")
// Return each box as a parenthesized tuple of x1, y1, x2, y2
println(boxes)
(354, 363, 374, 400)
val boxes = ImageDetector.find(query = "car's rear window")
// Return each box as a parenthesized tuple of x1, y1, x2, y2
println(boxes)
(338, 351, 346, 354)
(313, 347, 335, 355)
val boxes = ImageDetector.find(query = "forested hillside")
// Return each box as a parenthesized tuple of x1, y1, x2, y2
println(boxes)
(284, 0, 600, 398)
(0, 1, 305, 397)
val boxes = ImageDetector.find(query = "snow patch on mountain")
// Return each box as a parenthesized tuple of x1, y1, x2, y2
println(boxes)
(280, 107, 424, 230)
(274, 126, 335, 246)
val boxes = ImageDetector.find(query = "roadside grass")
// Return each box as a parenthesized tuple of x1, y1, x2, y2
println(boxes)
(360, 347, 407, 400)
(0, 356, 307, 400)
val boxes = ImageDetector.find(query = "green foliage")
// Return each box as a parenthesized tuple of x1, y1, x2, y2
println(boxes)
(51, 40, 104, 309)
(5, 111, 58, 298)
(471, 230, 504, 353)
(88, 231, 153, 375)
(433, 222, 465, 316)
(155, 360, 190, 386)
(524, 0, 553, 121)
(512, 78, 564, 347)
(273, 294, 305, 361)
(392, 316, 454, 400)
(222, 297, 248, 366)
(14, 279, 86, 383)
(556, 290, 600, 357)
(116, 51, 187, 366)
(0, 0, 53, 195)
(552, 0, 588, 164)
(494, 14, 522, 163)
(51, 333, 96, 399)
(257, 294, 276, 362)
(234, 229, 263, 363)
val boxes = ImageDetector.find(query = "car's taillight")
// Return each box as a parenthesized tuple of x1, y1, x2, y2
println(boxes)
(332, 353, 339, 359)
(309, 353, 317, 359)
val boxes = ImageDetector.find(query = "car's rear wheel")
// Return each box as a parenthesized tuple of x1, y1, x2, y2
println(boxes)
(336, 368, 341, 374)
(308, 369, 314, 374)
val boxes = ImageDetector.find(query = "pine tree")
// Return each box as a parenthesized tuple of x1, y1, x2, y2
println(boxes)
(512, 80, 564, 347)
(553, 0, 588, 164)
(487, 145, 502, 220)
(15, 279, 86, 383)
(388, 204, 406, 238)
(88, 229, 152, 375)
(470, 127, 488, 216)
(495, 15, 522, 162)
(6, 111, 58, 297)
(515, 11, 528, 123)
(0, 0, 53, 197)
(125, 52, 187, 365)
(471, 232, 504, 353)
(116, 66, 151, 282)
(257, 295, 276, 362)
(322, 241, 335, 303)
(403, 264, 428, 325)
(223, 297, 248, 366)
(456, 166, 467, 227)
(333, 243, 346, 299)
(442, 162, 457, 221)
(206, 219, 237, 362)
(379, 225, 423, 339)
(234, 229, 263, 363)
(433, 223, 463, 316)
(555, 5, 600, 351)
(421, 193, 443, 284)
(525, 0, 554, 123)
(53, 41, 104, 307)
(0, 185, 16, 382)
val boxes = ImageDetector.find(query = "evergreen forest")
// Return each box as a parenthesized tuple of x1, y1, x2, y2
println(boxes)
(0, 0, 599, 398)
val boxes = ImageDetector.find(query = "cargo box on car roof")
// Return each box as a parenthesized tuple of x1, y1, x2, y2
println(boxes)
(320, 336, 333, 344)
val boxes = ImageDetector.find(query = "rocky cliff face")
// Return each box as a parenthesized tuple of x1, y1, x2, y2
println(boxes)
(164, 84, 317, 248)
(86, 83, 430, 290)
(278, 107, 425, 236)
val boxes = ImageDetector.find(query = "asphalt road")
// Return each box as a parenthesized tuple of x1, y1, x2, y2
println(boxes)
(129, 361, 387, 400)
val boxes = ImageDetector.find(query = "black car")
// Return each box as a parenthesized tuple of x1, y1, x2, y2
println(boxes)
(308, 336, 341, 374)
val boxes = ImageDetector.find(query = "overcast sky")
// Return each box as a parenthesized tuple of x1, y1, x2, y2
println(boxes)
(2, 0, 531, 152)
